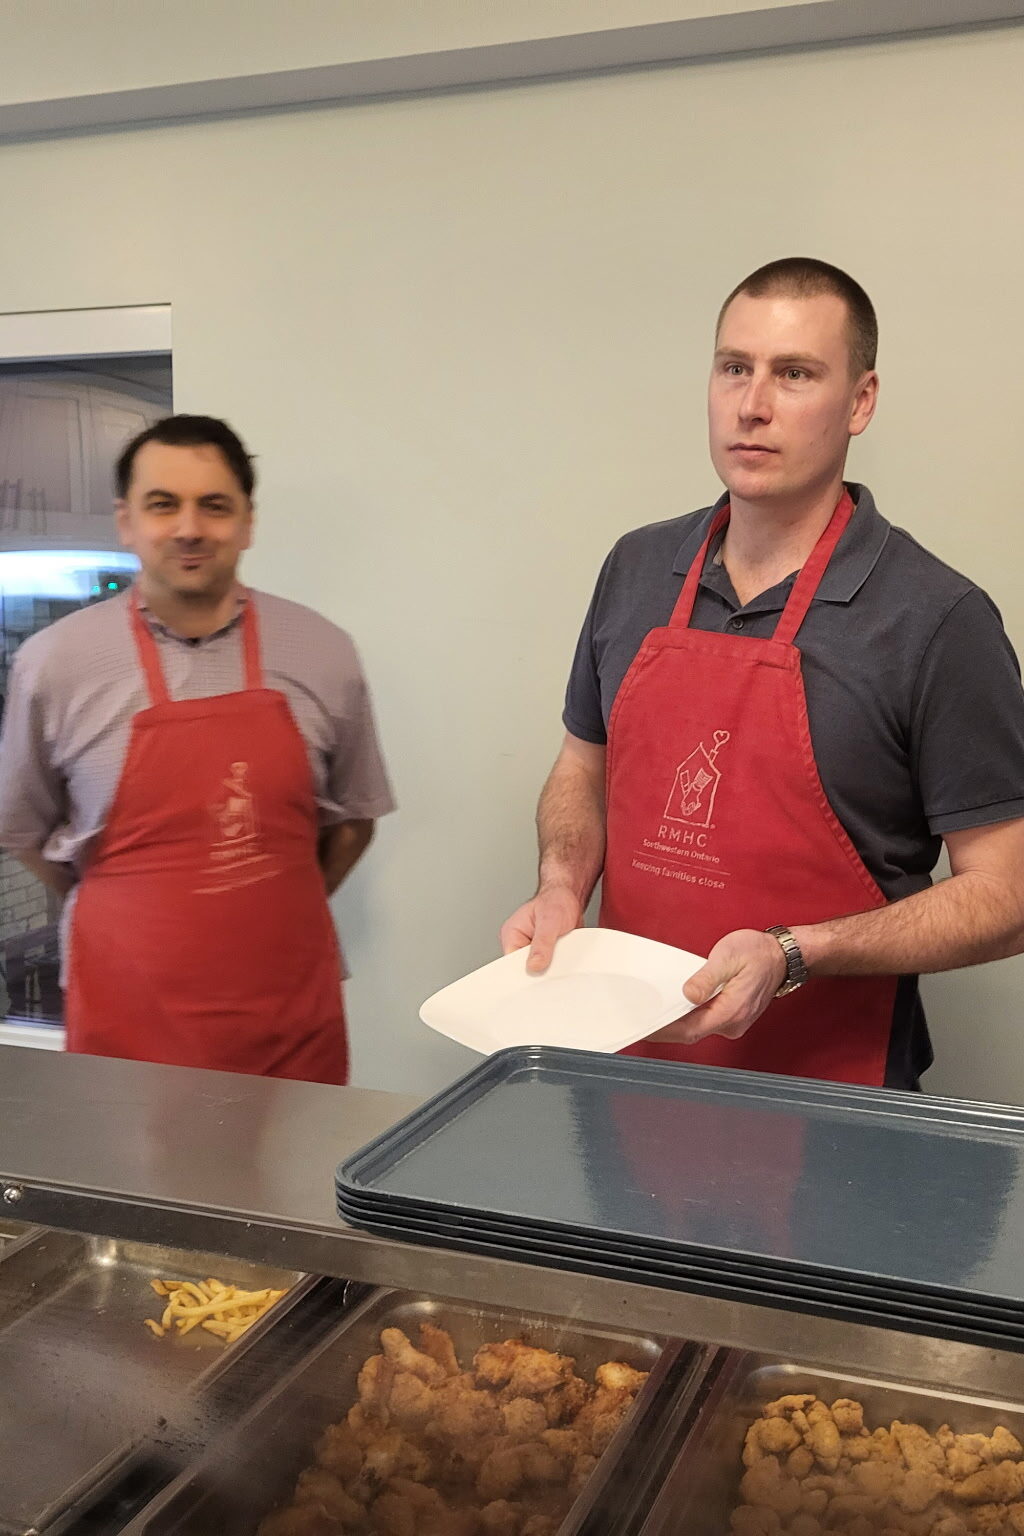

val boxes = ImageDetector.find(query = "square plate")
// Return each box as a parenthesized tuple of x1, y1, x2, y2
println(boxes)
(419, 927, 707, 1054)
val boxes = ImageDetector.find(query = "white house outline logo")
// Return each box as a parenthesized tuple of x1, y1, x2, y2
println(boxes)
(663, 730, 730, 829)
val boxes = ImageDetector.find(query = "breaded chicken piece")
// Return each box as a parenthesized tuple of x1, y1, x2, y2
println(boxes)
(797, 1488, 829, 1518)
(743, 1416, 802, 1466)
(831, 1399, 865, 1435)
(542, 1376, 591, 1427)
(954, 1459, 1024, 1504)
(475, 1442, 562, 1504)
(501, 1398, 548, 1443)
(993, 1428, 1024, 1462)
(826, 1493, 883, 1521)
(315, 1421, 364, 1482)
(892, 1420, 947, 1475)
(737, 1455, 802, 1517)
(894, 1465, 948, 1512)
(381, 1328, 450, 1388)
(359, 1428, 432, 1488)
(966, 1506, 1014, 1533)
(804, 1417, 841, 1473)
(841, 1434, 874, 1464)
(787, 1518, 822, 1536)
(850, 1458, 901, 1498)
(786, 1446, 815, 1479)
(358, 1355, 395, 1421)
(764, 1394, 817, 1419)
(477, 1501, 523, 1535)
(594, 1361, 648, 1394)
(431, 1383, 503, 1443)
(388, 1371, 435, 1429)
(294, 1467, 365, 1525)
(474, 1342, 574, 1397)
(417, 1323, 461, 1379)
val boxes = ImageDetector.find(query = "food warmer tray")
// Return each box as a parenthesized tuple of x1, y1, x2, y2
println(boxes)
(0, 1227, 310, 1535)
(117, 1286, 707, 1535)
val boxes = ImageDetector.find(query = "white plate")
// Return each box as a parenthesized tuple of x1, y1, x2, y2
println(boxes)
(419, 927, 708, 1056)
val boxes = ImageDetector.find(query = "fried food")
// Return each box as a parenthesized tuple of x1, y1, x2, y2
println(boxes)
(731, 1393, 1024, 1535)
(257, 1323, 649, 1535)
(145, 1275, 288, 1344)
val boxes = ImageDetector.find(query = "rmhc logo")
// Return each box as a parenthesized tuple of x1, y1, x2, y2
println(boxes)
(662, 730, 729, 831)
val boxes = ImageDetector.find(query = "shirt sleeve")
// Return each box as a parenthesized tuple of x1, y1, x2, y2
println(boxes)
(562, 550, 614, 745)
(0, 644, 67, 853)
(322, 658, 396, 823)
(911, 588, 1024, 834)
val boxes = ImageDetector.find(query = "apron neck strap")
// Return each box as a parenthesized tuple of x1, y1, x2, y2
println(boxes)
(772, 488, 855, 645)
(669, 489, 856, 643)
(670, 505, 731, 628)
(129, 589, 263, 706)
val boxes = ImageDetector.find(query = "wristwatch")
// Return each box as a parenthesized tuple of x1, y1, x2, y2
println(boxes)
(765, 925, 808, 997)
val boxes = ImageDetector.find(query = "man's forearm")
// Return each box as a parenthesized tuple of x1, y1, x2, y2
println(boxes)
(793, 870, 1024, 978)
(11, 849, 76, 899)
(319, 820, 374, 896)
(536, 751, 606, 904)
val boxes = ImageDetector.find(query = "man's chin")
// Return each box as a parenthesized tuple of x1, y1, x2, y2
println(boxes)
(162, 574, 232, 602)
(721, 473, 787, 505)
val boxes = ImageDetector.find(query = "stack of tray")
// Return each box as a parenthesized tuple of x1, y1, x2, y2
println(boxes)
(336, 1046, 1024, 1350)
(0, 1227, 314, 1534)
(115, 1287, 707, 1535)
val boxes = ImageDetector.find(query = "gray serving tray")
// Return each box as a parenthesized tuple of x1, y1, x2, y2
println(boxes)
(337, 1047, 1024, 1308)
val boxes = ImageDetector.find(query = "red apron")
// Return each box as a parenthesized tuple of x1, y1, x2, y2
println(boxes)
(601, 490, 897, 1087)
(65, 593, 348, 1084)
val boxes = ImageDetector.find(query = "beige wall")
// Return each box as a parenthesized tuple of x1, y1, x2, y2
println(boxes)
(1, 24, 1022, 1097)
(0, 0, 904, 105)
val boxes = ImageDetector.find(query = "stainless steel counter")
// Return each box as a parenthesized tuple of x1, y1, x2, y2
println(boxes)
(3, 1045, 1024, 1404)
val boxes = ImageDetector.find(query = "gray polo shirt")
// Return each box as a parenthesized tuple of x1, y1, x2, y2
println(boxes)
(564, 483, 1024, 1087)
(0, 588, 395, 872)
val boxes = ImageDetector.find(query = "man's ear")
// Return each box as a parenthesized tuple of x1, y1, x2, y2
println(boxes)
(114, 499, 133, 549)
(849, 371, 879, 439)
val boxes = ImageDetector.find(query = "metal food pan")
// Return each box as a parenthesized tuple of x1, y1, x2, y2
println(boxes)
(0, 1227, 308, 1535)
(120, 1287, 704, 1536)
(0, 1216, 37, 1256)
(638, 1353, 1024, 1535)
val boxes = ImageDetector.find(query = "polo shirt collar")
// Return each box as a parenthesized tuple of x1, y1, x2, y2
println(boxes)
(671, 483, 891, 611)
(135, 587, 248, 643)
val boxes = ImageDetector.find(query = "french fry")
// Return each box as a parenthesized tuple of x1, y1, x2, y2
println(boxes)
(145, 1276, 288, 1346)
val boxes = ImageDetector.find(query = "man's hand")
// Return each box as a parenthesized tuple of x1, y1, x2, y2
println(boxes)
(500, 884, 585, 975)
(647, 928, 786, 1046)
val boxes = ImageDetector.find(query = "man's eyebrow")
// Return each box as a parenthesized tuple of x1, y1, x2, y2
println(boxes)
(143, 487, 178, 500)
(774, 352, 828, 369)
(714, 347, 828, 369)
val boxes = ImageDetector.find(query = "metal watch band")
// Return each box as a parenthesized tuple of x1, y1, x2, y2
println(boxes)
(765, 924, 808, 997)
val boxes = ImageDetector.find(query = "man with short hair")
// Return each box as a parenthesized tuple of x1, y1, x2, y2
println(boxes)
(502, 258, 1024, 1088)
(0, 414, 394, 1083)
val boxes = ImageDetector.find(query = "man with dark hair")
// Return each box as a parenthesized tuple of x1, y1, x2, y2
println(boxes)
(0, 415, 394, 1083)
(502, 258, 1024, 1088)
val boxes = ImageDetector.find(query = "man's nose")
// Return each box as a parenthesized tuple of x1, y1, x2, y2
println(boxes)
(739, 373, 773, 423)
(173, 503, 204, 540)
